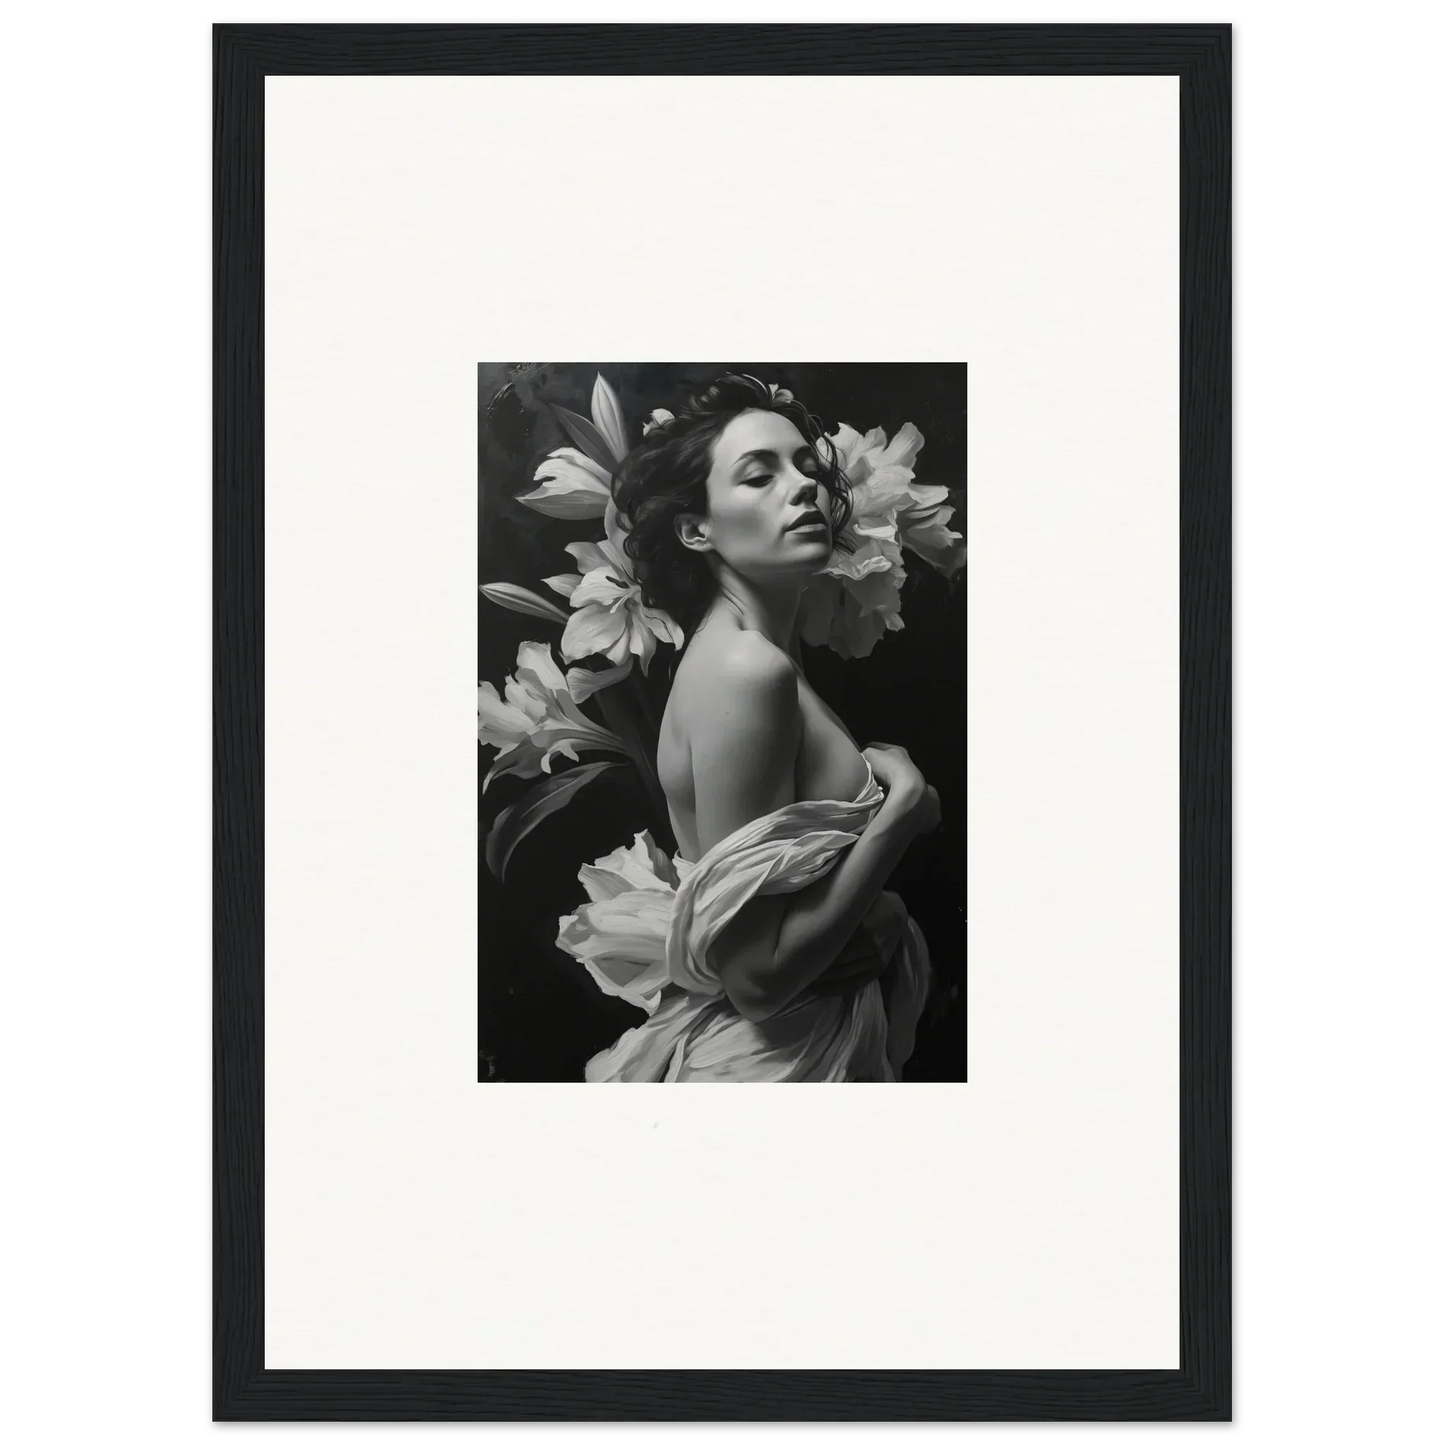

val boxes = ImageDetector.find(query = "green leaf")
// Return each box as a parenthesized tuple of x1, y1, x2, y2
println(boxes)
(549, 404, 616, 471)
(484, 761, 623, 880)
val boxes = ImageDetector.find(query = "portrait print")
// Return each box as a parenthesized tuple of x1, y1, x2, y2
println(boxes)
(478, 363, 967, 1081)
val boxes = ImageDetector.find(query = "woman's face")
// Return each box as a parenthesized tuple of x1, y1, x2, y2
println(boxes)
(683, 409, 834, 582)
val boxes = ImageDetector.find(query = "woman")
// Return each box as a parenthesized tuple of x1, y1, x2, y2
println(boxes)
(565, 375, 941, 1081)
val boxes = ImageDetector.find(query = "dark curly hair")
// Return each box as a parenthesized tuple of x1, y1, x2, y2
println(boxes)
(610, 374, 852, 635)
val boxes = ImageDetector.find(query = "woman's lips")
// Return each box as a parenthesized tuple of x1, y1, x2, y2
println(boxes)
(785, 510, 827, 533)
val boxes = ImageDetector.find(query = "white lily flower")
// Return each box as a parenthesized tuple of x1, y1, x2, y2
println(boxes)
(577, 831, 680, 901)
(548, 532, 684, 676)
(507, 373, 683, 691)
(799, 534, 908, 659)
(799, 420, 964, 657)
(556, 892, 675, 1014)
(515, 447, 612, 519)
(514, 372, 634, 518)
(556, 831, 679, 1013)
(477, 640, 628, 789)
(641, 407, 673, 437)
(830, 421, 966, 575)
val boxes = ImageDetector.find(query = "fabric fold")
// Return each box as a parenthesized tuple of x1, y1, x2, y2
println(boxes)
(555, 766, 931, 1081)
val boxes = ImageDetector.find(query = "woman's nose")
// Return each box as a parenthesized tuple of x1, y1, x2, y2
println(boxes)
(788, 471, 819, 504)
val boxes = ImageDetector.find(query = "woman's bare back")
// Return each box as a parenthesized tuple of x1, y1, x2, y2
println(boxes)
(657, 623, 869, 862)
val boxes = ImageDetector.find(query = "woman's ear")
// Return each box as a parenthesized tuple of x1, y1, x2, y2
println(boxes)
(674, 513, 712, 554)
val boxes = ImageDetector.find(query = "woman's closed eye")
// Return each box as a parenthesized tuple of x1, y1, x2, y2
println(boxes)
(743, 461, 819, 489)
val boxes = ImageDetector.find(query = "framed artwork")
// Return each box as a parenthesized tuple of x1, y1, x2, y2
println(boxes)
(216, 22, 1229, 1420)
(476, 361, 968, 1084)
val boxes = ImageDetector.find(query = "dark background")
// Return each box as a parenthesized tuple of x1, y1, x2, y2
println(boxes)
(478, 362, 967, 1081)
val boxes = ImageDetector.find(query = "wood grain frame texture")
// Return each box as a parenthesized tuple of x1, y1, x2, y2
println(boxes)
(214, 22, 1230, 1422)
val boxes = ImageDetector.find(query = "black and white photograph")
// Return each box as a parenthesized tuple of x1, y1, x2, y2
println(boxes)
(477, 363, 967, 1081)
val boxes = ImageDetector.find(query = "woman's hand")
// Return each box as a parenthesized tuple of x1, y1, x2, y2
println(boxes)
(864, 743, 942, 837)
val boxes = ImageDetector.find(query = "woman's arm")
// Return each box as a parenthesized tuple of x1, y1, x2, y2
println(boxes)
(690, 635, 936, 1024)
(808, 889, 910, 996)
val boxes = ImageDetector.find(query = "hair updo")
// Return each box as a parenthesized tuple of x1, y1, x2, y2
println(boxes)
(610, 373, 852, 635)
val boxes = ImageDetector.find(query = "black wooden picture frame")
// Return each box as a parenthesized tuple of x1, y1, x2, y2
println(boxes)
(214, 22, 1229, 1421)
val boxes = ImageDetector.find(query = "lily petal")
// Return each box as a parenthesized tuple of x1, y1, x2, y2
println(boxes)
(878, 421, 924, 469)
(590, 373, 629, 465)
(827, 423, 868, 477)
(598, 534, 634, 576)
(541, 738, 581, 772)
(477, 682, 535, 742)
(534, 447, 611, 488)
(543, 573, 582, 599)
(903, 482, 951, 513)
(564, 539, 612, 575)
(502, 671, 550, 721)
(479, 582, 570, 625)
(800, 510, 908, 659)
(515, 640, 569, 695)
(640, 605, 685, 649)
(578, 831, 675, 902)
(562, 605, 628, 663)
(516, 449, 612, 518)
(570, 569, 631, 611)
(513, 485, 610, 520)
(906, 530, 966, 577)
(605, 625, 635, 667)
(478, 641, 628, 787)
(567, 658, 633, 702)
(602, 499, 631, 558)
(630, 620, 658, 673)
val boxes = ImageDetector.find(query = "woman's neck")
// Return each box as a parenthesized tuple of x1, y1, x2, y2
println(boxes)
(706, 567, 804, 655)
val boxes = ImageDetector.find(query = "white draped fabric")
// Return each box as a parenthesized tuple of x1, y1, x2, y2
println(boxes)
(556, 768, 932, 1081)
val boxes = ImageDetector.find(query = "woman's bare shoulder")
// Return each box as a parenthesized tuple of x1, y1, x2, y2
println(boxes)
(677, 627, 794, 699)
(671, 627, 799, 739)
